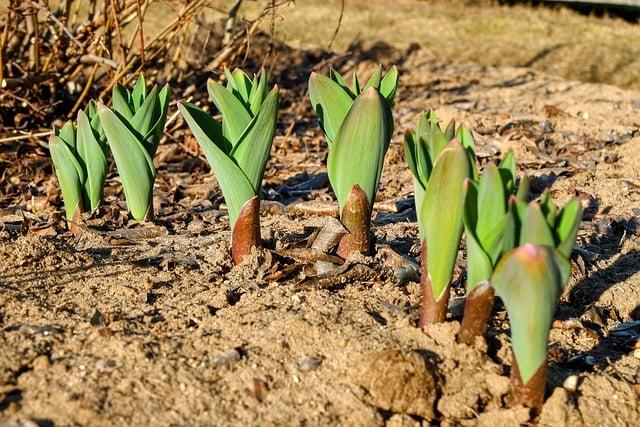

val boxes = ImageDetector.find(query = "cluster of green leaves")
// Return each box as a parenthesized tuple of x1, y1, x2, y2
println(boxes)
(308, 66, 398, 211)
(179, 68, 279, 226)
(492, 195, 582, 383)
(463, 152, 529, 293)
(49, 101, 108, 221)
(99, 75, 170, 220)
(403, 112, 476, 301)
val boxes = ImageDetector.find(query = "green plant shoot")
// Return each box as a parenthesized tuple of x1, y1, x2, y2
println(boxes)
(179, 68, 279, 264)
(99, 75, 170, 221)
(49, 101, 108, 228)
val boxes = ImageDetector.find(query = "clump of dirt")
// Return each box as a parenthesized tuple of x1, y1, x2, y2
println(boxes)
(2, 44, 640, 425)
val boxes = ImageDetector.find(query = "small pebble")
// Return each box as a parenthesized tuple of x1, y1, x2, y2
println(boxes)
(89, 310, 103, 327)
(297, 356, 322, 372)
(563, 375, 579, 392)
(246, 378, 269, 402)
(214, 349, 241, 366)
(32, 355, 50, 371)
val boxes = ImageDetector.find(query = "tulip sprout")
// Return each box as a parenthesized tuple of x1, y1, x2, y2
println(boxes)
(404, 112, 475, 325)
(308, 66, 398, 258)
(49, 101, 108, 233)
(458, 152, 529, 344)
(179, 68, 279, 264)
(99, 75, 170, 222)
(492, 195, 581, 411)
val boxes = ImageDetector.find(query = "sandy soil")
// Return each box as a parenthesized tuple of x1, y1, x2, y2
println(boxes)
(1, 45, 640, 426)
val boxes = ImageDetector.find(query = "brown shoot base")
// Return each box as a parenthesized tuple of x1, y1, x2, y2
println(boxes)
(143, 200, 155, 223)
(336, 185, 371, 259)
(418, 239, 450, 326)
(509, 356, 547, 415)
(232, 196, 261, 265)
(68, 203, 85, 236)
(457, 281, 495, 345)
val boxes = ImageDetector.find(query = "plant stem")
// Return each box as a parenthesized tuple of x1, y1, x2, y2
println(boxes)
(143, 199, 155, 222)
(418, 239, 450, 326)
(509, 355, 547, 414)
(232, 196, 261, 264)
(337, 185, 371, 259)
(458, 281, 495, 345)
(68, 202, 84, 236)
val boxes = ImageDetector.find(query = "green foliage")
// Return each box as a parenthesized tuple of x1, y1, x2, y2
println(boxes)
(100, 75, 170, 220)
(421, 141, 473, 299)
(463, 152, 528, 292)
(492, 244, 568, 383)
(49, 101, 108, 220)
(491, 193, 581, 384)
(404, 111, 478, 236)
(308, 66, 398, 211)
(179, 68, 279, 226)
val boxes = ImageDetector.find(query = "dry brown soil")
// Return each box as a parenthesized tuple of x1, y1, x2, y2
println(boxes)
(1, 46, 640, 425)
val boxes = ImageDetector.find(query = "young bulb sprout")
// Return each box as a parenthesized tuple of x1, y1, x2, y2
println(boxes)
(180, 68, 279, 264)
(308, 66, 399, 258)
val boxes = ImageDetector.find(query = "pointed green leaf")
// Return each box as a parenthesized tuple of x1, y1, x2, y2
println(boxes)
(151, 84, 171, 146)
(492, 244, 563, 383)
(231, 88, 279, 193)
(249, 70, 268, 115)
(224, 68, 238, 91)
(403, 132, 419, 181)
(444, 119, 456, 141)
(520, 202, 555, 247)
(456, 125, 478, 180)
(351, 72, 361, 96)
(555, 199, 582, 258)
(50, 135, 85, 221)
(539, 192, 558, 226)
(363, 66, 382, 91)
(231, 69, 252, 102)
(415, 113, 430, 143)
(112, 84, 134, 120)
(516, 174, 530, 202)
(308, 73, 353, 145)
(132, 74, 147, 110)
(498, 150, 517, 187)
(327, 88, 389, 211)
(130, 85, 161, 152)
(58, 121, 76, 150)
(422, 141, 471, 299)
(428, 122, 449, 160)
(179, 103, 255, 225)
(76, 110, 107, 211)
(380, 66, 399, 106)
(415, 135, 432, 187)
(207, 79, 252, 146)
(99, 106, 156, 221)
(476, 163, 507, 243)
(463, 179, 493, 291)
(329, 68, 356, 99)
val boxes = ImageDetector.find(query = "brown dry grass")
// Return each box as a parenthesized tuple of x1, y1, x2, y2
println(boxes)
(234, 0, 640, 90)
(2, 0, 640, 89)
